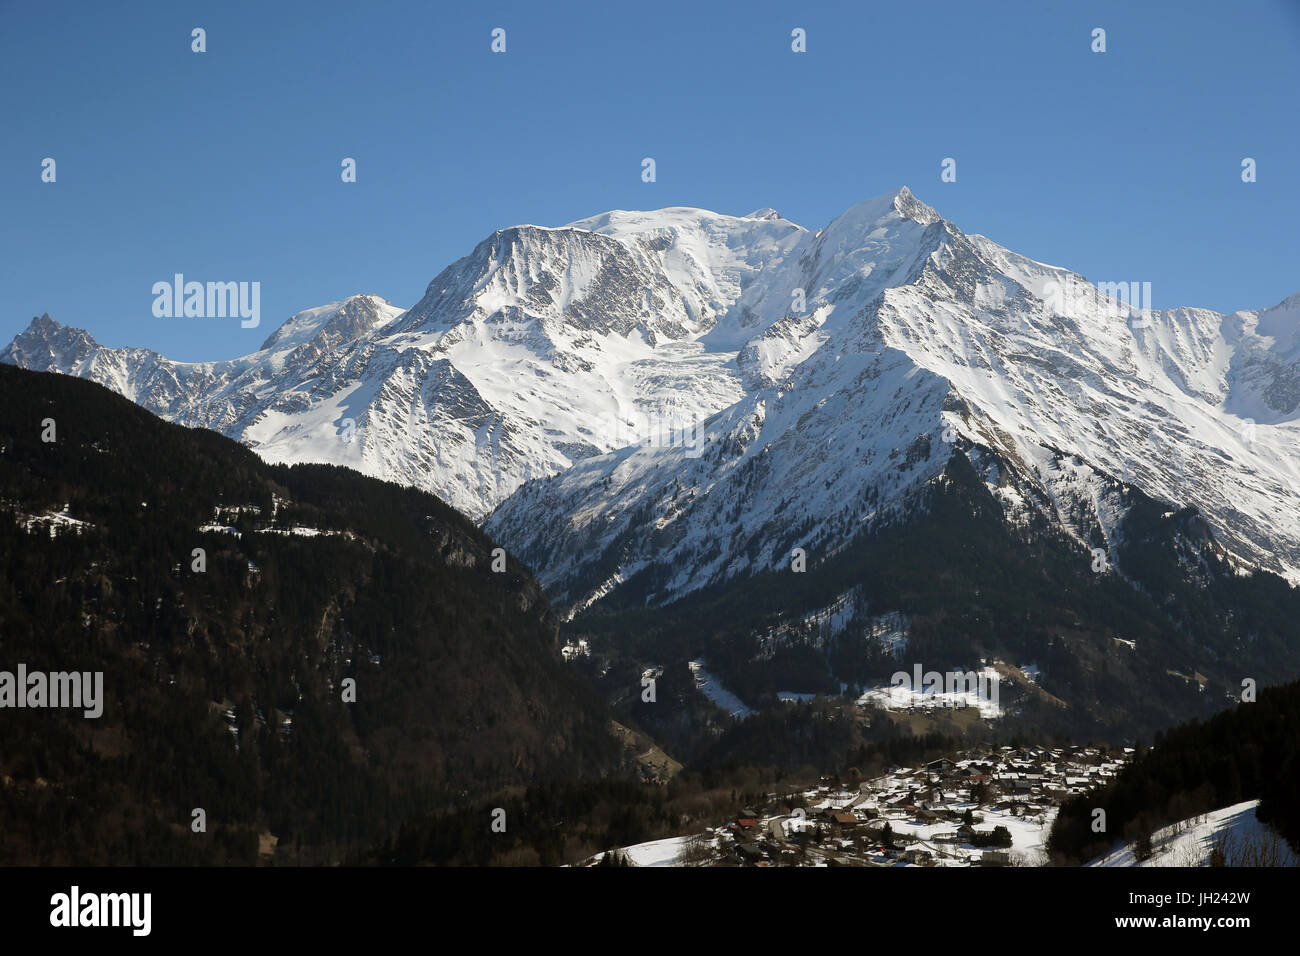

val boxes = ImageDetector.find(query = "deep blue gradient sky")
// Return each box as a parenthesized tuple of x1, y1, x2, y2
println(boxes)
(2, 0, 1297, 361)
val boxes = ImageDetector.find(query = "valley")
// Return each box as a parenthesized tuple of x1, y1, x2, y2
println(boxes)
(4, 188, 1299, 868)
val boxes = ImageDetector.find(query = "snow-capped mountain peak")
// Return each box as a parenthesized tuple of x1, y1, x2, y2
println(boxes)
(826, 184, 941, 231)
(259, 294, 402, 353)
(485, 192, 1300, 612)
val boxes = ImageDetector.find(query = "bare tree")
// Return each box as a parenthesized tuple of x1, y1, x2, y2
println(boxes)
(1211, 823, 1293, 867)
(679, 832, 715, 867)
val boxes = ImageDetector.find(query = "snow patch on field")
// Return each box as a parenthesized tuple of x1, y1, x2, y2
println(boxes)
(857, 666, 1003, 718)
(614, 835, 693, 867)
(19, 510, 92, 537)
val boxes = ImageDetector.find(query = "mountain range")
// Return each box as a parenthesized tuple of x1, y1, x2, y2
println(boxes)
(8, 187, 1299, 627)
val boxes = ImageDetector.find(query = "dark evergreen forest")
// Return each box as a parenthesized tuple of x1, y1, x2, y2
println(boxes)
(1048, 679, 1300, 863)
(0, 366, 623, 863)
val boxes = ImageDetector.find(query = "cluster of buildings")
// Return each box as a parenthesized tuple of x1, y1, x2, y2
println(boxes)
(706, 745, 1133, 867)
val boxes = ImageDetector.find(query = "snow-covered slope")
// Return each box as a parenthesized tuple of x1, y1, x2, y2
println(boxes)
(3, 208, 804, 520)
(487, 188, 1300, 612)
(1087, 800, 1299, 867)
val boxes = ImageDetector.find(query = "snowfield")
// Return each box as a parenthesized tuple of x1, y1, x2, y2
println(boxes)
(612, 835, 694, 868)
(688, 659, 753, 719)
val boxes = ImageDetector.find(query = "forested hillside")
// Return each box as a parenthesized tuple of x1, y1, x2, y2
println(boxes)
(0, 365, 623, 864)
(568, 452, 1300, 744)
(1048, 679, 1300, 864)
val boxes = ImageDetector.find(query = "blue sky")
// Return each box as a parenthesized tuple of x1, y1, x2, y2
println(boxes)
(2, 0, 1297, 361)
